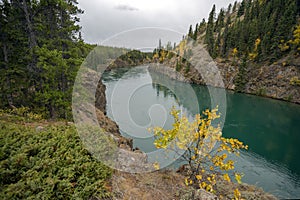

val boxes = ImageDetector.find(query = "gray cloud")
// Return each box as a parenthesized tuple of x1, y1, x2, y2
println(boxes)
(114, 4, 139, 11)
(78, 0, 235, 46)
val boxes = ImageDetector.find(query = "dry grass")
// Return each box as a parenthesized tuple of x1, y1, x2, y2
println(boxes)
(112, 170, 189, 200)
(111, 170, 278, 200)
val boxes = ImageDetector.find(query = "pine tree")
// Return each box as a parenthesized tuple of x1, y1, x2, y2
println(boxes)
(193, 23, 199, 40)
(215, 8, 225, 32)
(237, 0, 246, 17)
(205, 4, 216, 57)
(0, 0, 89, 118)
(232, 1, 238, 12)
(221, 16, 231, 57)
(227, 3, 232, 15)
(158, 38, 162, 49)
(188, 25, 193, 39)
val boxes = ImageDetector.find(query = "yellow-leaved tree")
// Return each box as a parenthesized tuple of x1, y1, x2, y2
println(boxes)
(289, 24, 300, 52)
(149, 106, 248, 198)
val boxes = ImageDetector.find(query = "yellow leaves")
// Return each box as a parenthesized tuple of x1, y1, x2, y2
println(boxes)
(255, 38, 261, 48)
(235, 173, 243, 184)
(199, 181, 213, 192)
(248, 52, 258, 60)
(289, 24, 300, 49)
(179, 40, 187, 56)
(200, 181, 207, 188)
(249, 38, 261, 60)
(153, 52, 159, 59)
(232, 48, 238, 57)
(278, 41, 290, 52)
(185, 178, 189, 186)
(159, 49, 167, 62)
(153, 162, 160, 170)
(196, 174, 202, 180)
(185, 178, 193, 185)
(234, 188, 241, 200)
(150, 106, 222, 152)
(223, 173, 231, 183)
(149, 105, 248, 196)
(290, 76, 300, 86)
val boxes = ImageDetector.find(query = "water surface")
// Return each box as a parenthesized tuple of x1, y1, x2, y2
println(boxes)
(102, 66, 300, 198)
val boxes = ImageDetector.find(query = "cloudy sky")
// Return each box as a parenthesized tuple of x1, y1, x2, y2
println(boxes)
(77, 0, 234, 50)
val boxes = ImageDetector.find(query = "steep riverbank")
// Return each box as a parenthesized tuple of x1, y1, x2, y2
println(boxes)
(148, 43, 300, 104)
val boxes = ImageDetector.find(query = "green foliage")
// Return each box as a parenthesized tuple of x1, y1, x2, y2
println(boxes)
(149, 107, 247, 197)
(237, 0, 246, 17)
(0, 119, 112, 199)
(188, 25, 194, 40)
(176, 60, 182, 72)
(118, 49, 148, 65)
(205, 4, 216, 58)
(256, 87, 267, 96)
(0, 107, 43, 122)
(185, 63, 190, 73)
(193, 23, 199, 40)
(0, 0, 95, 119)
(234, 57, 248, 92)
(200, 0, 299, 62)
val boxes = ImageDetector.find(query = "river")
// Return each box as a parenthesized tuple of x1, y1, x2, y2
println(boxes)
(102, 65, 300, 199)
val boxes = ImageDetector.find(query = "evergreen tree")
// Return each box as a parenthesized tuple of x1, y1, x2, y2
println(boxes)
(158, 38, 162, 49)
(215, 8, 225, 32)
(227, 3, 232, 15)
(205, 4, 216, 57)
(0, 0, 91, 118)
(221, 16, 231, 57)
(188, 25, 193, 39)
(193, 23, 199, 40)
(237, 0, 246, 17)
(232, 1, 238, 12)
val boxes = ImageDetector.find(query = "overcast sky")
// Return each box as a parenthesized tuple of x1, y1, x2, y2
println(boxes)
(77, 0, 235, 50)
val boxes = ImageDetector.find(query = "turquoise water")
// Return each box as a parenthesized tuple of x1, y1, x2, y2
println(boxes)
(102, 66, 300, 198)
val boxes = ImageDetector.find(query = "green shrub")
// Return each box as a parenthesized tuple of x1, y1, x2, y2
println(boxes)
(0, 121, 112, 199)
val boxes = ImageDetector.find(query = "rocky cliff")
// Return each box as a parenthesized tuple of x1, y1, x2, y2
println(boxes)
(149, 43, 300, 104)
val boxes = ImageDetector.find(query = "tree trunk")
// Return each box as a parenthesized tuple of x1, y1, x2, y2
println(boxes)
(22, 0, 37, 49)
(2, 44, 16, 109)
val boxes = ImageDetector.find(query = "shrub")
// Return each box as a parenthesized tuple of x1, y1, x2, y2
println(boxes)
(149, 106, 247, 198)
(0, 121, 112, 199)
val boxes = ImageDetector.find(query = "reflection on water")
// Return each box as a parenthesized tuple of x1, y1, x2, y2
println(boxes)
(102, 65, 300, 198)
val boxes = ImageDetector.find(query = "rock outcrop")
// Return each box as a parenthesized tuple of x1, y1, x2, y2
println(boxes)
(148, 43, 300, 104)
(73, 67, 153, 173)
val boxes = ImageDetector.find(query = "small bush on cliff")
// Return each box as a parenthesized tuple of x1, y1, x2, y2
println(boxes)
(149, 106, 248, 199)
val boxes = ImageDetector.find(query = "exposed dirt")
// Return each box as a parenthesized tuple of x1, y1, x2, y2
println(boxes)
(110, 169, 277, 200)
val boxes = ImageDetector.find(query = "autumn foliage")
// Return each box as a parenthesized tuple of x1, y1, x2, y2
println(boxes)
(150, 106, 248, 199)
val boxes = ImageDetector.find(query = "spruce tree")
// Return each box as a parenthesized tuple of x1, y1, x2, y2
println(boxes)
(205, 4, 216, 57)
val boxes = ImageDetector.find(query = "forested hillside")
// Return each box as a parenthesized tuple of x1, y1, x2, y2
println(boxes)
(193, 0, 300, 62)
(152, 0, 300, 102)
